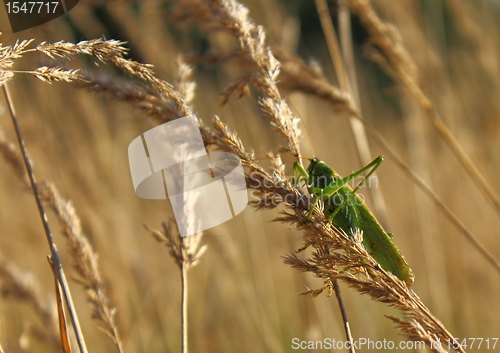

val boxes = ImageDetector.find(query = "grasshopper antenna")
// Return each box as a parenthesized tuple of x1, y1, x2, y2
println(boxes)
(253, 156, 310, 162)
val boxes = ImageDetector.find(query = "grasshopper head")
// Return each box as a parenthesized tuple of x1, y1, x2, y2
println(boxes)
(307, 158, 330, 177)
(306, 158, 337, 189)
(306, 158, 322, 173)
(306, 158, 325, 185)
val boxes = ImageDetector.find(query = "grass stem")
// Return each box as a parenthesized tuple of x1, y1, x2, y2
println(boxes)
(331, 278, 355, 353)
(2, 83, 88, 353)
(181, 260, 188, 353)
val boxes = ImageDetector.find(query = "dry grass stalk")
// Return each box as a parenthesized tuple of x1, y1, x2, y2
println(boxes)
(0, 127, 123, 352)
(142, 58, 206, 353)
(0, 36, 180, 352)
(74, 74, 183, 124)
(284, 3, 363, 338)
(40, 182, 123, 353)
(146, 220, 206, 353)
(2, 82, 89, 353)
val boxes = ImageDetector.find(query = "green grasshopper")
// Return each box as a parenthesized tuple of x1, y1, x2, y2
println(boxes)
(293, 156, 415, 286)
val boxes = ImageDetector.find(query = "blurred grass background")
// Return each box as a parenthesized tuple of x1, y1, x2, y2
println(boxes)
(1, 0, 500, 352)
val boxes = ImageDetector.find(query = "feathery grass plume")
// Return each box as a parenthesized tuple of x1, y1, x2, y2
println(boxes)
(208, 0, 302, 157)
(167, 0, 218, 31)
(0, 38, 34, 70)
(348, 0, 500, 221)
(74, 73, 185, 124)
(38, 38, 194, 120)
(0, 37, 33, 85)
(0, 36, 83, 84)
(219, 73, 252, 107)
(175, 56, 196, 107)
(31, 66, 81, 83)
(388, 317, 447, 353)
(39, 181, 123, 353)
(0, 258, 61, 349)
(146, 222, 207, 271)
(0, 126, 123, 353)
(275, 50, 357, 112)
(281, 218, 462, 353)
